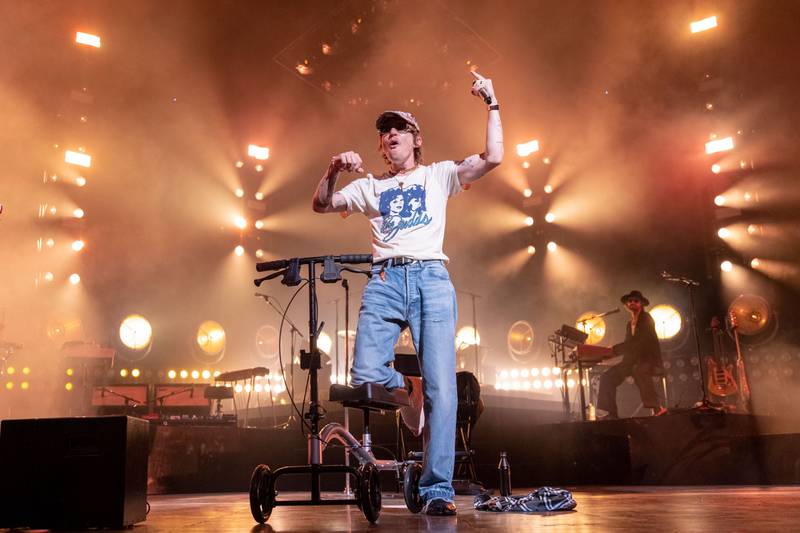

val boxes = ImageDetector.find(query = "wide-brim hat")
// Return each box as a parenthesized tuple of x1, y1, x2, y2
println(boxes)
(620, 290, 650, 307)
(376, 110, 420, 132)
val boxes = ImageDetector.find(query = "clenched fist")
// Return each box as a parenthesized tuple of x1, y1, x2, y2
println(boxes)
(330, 151, 364, 173)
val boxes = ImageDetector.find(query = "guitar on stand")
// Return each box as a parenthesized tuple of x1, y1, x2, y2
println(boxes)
(707, 316, 738, 404)
(729, 311, 752, 413)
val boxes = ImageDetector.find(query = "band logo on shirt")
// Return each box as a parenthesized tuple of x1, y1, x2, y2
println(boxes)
(378, 184, 432, 241)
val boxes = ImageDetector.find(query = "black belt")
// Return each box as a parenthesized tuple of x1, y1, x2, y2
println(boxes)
(374, 257, 439, 267)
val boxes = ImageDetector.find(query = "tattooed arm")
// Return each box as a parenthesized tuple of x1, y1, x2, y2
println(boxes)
(312, 151, 363, 213)
(456, 72, 504, 186)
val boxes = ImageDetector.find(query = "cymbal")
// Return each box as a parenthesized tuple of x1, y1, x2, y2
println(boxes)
(729, 294, 771, 336)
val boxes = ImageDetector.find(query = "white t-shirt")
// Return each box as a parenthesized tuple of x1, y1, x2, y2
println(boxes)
(337, 161, 462, 262)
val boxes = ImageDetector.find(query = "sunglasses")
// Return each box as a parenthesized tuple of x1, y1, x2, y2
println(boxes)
(378, 119, 414, 135)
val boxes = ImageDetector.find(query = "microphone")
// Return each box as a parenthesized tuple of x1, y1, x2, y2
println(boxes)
(607, 307, 621, 315)
(477, 87, 493, 105)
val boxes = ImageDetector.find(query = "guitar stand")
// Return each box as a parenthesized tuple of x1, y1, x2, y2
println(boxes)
(249, 254, 402, 524)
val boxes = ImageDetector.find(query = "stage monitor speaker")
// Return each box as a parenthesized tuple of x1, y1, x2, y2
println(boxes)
(0, 415, 149, 529)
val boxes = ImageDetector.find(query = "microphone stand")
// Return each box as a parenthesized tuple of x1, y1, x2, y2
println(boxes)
(457, 289, 482, 382)
(341, 279, 354, 497)
(255, 293, 306, 426)
(661, 272, 721, 411)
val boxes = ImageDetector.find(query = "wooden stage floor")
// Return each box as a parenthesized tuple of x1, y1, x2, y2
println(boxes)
(50, 486, 799, 532)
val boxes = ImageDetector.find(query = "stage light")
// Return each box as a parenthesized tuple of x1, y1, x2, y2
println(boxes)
(717, 227, 731, 239)
(71, 240, 85, 252)
(576, 312, 606, 344)
(180, 369, 189, 379)
(743, 191, 753, 202)
(545, 212, 556, 223)
(22, 367, 30, 375)
(76, 176, 87, 187)
(522, 161, 530, 169)
(45, 237, 55, 248)
(255, 192, 264, 201)
(705, 102, 714, 111)
(20, 382, 29, 390)
(254, 220, 264, 230)
(65, 382, 73, 391)
(547, 241, 557, 252)
(543, 157, 551, 165)
(516, 140, 540, 157)
(255, 164, 264, 172)
(44, 272, 54, 282)
(69, 273, 81, 285)
(541, 367, 550, 377)
(120, 368, 129, 378)
(555, 379, 564, 387)
(721, 260, 733, 272)
(6, 367, 15, 375)
(66, 368, 74, 376)
(73, 208, 85, 219)
(168, 370, 177, 379)
(523, 188, 532, 198)
(711, 163, 721, 174)
(131, 368, 141, 378)
(531, 368, 540, 377)
(255, 383, 263, 393)
(202, 370, 211, 379)
(690, 15, 718, 34)
(567, 379, 576, 388)
(255, 249, 264, 259)
(234, 215, 247, 229)
(196, 320, 226, 358)
(235, 160, 244, 168)
(456, 326, 480, 349)
(235, 188, 244, 198)
(750, 258, 760, 269)
(714, 195, 726, 206)
(524, 216, 534, 226)
(747, 224, 760, 235)
(234, 383, 243, 393)
(650, 304, 682, 340)
(295, 62, 312, 76)
(49, 206, 57, 216)
(544, 380, 553, 389)
(705, 137, 734, 154)
(213, 370, 221, 378)
(75, 31, 101, 48)
(119, 314, 152, 350)
(527, 245, 536, 255)
(533, 380, 542, 389)
(234, 245, 245, 256)
(191, 370, 200, 379)
(544, 184, 553, 194)
(247, 144, 270, 160)
(552, 367, 561, 375)
(65, 150, 91, 168)
(317, 331, 333, 355)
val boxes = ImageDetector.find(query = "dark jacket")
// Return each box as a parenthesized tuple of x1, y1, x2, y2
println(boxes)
(612, 311, 663, 369)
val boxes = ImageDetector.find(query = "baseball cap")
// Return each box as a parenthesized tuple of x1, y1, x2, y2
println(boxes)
(375, 110, 420, 133)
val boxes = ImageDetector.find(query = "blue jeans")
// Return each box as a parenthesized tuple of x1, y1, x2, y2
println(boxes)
(350, 260, 457, 503)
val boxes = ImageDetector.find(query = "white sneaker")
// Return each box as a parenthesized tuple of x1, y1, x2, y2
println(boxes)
(399, 376, 425, 437)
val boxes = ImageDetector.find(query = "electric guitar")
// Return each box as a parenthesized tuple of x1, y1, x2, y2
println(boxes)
(707, 316, 738, 398)
(729, 311, 752, 412)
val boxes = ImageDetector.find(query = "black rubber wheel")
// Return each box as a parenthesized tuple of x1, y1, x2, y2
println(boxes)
(358, 463, 382, 523)
(403, 462, 424, 513)
(249, 464, 275, 523)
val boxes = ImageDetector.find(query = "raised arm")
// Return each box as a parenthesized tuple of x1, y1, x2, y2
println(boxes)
(312, 151, 364, 213)
(456, 71, 504, 186)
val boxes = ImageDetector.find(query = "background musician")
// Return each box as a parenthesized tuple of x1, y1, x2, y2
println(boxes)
(597, 290, 667, 419)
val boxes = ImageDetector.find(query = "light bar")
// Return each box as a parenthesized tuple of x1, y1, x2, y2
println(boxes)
(516, 140, 540, 157)
(75, 32, 101, 48)
(690, 16, 718, 34)
(705, 137, 734, 155)
(65, 150, 92, 168)
(247, 144, 270, 160)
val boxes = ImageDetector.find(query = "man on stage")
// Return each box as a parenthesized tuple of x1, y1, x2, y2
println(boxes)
(597, 290, 667, 419)
(312, 72, 503, 515)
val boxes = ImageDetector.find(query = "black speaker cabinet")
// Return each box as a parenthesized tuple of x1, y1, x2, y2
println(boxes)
(0, 415, 149, 529)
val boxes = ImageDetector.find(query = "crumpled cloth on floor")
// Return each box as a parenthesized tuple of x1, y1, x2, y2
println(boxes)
(473, 487, 577, 512)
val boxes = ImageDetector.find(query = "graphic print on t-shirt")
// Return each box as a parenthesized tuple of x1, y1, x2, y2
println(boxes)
(378, 184, 432, 242)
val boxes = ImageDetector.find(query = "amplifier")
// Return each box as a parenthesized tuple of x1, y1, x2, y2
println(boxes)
(0, 415, 149, 529)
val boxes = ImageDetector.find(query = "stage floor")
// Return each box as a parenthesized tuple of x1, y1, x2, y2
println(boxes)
(75, 486, 800, 532)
